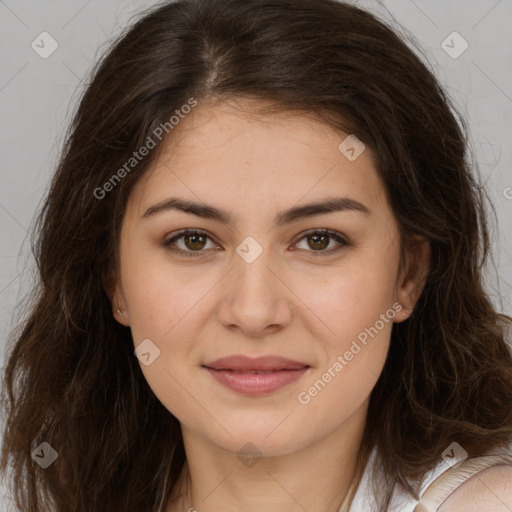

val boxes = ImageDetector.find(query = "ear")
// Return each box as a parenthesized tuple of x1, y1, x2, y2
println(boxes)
(103, 272, 130, 327)
(393, 236, 430, 323)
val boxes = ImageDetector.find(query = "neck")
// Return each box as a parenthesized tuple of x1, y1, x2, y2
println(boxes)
(165, 400, 369, 512)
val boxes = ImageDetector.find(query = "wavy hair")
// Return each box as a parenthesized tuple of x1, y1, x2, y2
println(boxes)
(2, 0, 512, 510)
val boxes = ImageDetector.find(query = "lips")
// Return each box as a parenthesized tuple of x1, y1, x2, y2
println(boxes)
(203, 355, 309, 372)
(202, 355, 310, 395)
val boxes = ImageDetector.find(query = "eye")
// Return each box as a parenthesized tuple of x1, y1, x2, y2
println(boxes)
(162, 229, 218, 257)
(162, 228, 350, 257)
(293, 229, 350, 257)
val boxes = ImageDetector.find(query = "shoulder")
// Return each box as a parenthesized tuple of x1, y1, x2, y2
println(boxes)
(437, 465, 512, 512)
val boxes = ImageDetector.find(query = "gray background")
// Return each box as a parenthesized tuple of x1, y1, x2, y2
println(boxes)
(1, 0, 511, 508)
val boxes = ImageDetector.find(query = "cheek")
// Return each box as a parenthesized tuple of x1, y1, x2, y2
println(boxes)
(120, 241, 210, 341)
(122, 265, 207, 421)
(295, 299, 393, 421)
(290, 259, 396, 405)
(291, 256, 398, 343)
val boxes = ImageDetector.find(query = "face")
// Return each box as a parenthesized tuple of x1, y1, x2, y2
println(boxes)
(111, 99, 428, 457)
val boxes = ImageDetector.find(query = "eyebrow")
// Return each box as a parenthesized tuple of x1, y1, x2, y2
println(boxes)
(142, 196, 371, 226)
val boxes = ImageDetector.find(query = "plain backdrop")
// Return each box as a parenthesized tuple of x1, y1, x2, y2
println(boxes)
(1, 0, 511, 509)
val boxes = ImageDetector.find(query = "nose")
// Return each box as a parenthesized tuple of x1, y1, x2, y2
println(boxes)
(216, 245, 294, 339)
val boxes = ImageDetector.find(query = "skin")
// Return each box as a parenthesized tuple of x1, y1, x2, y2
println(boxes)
(438, 466, 512, 511)
(109, 98, 431, 512)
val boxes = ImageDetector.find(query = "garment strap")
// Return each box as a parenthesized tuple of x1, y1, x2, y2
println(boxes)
(414, 453, 512, 512)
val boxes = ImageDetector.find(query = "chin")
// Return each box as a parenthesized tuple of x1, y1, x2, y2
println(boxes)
(198, 422, 312, 459)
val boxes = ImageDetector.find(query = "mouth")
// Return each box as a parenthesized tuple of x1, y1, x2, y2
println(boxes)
(203, 354, 309, 371)
(202, 355, 311, 395)
(211, 369, 301, 374)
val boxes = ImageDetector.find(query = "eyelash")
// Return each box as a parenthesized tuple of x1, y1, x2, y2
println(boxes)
(161, 228, 350, 258)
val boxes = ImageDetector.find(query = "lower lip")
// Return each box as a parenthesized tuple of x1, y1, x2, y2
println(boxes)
(203, 367, 309, 395)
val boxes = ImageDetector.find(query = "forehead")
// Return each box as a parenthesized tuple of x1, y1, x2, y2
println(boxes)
(128, 100, 389, 222)
(158, 100, 371, 170)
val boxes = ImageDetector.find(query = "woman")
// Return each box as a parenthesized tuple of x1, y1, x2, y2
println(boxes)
(1, 0, 512, 511)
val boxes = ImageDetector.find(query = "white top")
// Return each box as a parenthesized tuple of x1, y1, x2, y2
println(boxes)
(338, 443, 512, 512)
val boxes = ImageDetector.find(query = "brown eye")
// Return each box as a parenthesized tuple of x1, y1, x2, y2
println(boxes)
(163, 228, 349, 258)
(183, 233, 207, 250)
(307, 233, 330, 251)
(294, 229, 349, 256)
(163, 229, 217, 257)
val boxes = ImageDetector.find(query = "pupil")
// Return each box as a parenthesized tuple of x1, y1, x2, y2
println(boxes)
(187, 234, 205, 250)
(310, 234, 328, 250)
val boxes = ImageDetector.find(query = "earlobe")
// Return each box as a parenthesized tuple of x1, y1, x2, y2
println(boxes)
(103, 273, 130, 326)
(113, 286, 130, 327)
(114, 304, 130, 326)
(394, 237, 430, 323)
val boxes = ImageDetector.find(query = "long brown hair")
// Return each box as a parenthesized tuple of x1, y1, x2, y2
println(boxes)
(2, 1, 512, 510)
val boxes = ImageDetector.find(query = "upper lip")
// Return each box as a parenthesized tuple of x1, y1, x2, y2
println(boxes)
(203, 355, 310, 371)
